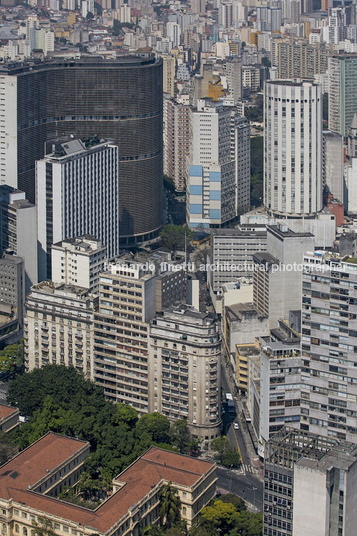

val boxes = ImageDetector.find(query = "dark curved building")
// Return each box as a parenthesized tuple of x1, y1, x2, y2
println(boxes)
(0, 56, 163, 243)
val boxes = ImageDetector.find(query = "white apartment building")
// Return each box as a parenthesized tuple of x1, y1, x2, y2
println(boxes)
(253, 224, 314, 329)
(0, 185, 37, 293)
(36, 138, 119, 280)
(257, 338, 301, 458)
(148, 304, 221, 443)
(51, 237, 107, 294)
(209, 228, 267, 294)
(24, 282, 97, 379)
(264, 80, 323, 216)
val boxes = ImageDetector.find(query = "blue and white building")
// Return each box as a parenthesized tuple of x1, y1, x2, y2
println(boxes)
(187, 99, 238, 228)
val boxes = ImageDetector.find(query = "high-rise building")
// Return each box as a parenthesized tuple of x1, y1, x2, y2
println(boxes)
(264, 427, 357, 536)
(148, 304, 221, 444)
(191, 0, 205, 15)
(36, 139, 119, 280)
(94, 257, 187, 413)
(0, 253, 25, 333)
(0, 56, 163, 243)
(233, 116, 251, 213)
(51, 237, 107, 294)
(209, 228, 267, 294)
(0, 185, 37, 293)
(300, 252, 357, 443)
(24, 282, 97, 379)
(219, 2, 233, 28)
(328, 7, 347, 44)
(255, 337, 302, 457)
(264, 80, 323, 216)
(225, 58, 242, 105)
(187, 99, 241, 228)
(253, 224, 314, 329)
(271, 39, 328, 80)
(163, 96, 191, 192)
(322, 130, 344, 203)
(328, 54, 357, 137)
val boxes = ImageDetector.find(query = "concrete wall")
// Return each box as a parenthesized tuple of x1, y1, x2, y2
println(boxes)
(292, 464, 329, 536)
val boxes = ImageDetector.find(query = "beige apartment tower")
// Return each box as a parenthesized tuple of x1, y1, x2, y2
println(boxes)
(149, 304, 221, 444)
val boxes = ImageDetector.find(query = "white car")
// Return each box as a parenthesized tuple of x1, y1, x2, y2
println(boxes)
(233, 423, 239, 430)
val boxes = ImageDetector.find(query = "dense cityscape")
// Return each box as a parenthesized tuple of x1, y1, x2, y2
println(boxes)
(0, 0, 355, 534)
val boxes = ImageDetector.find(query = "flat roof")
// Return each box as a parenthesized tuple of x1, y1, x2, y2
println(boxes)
(0, 433, 214, 533)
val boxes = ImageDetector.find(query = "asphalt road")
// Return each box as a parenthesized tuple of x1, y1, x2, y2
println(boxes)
(216, 466, 263, 512)
(220, 365, 250, 465)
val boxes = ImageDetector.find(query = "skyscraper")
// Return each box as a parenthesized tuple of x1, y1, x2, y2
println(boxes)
(187, 99, 243, 228)
(36, 139, 119, 280)
(0, 56, 163, 243)
(328, 54, 357, 137)
(301, 252, 357, 444)
(264, 80, 323, 216)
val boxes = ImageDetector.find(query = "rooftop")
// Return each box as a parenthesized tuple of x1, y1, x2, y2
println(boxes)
(0, 433, 215, 533)
(0, 404, 18, 421)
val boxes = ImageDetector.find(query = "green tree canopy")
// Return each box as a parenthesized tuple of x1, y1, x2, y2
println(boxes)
(211, 437, 240, 467)
(136, 412, 171, 444)
(0, 340, 24, 377)
(160, 225, 193, 255)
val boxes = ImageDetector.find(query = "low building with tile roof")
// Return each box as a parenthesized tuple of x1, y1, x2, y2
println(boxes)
(0, 432, 216, 536)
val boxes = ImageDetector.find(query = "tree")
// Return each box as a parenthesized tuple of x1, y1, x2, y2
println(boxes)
(86, 11, 94, 20)
(159, 483, 181, 529)
(160, 225, 193, 256)
(201, 500, 239, 533)
(115, 403, 138, 428)
(136, 413, 171, 444)
(219, 493, 246, 512)
(7, 365, 103, 417)
(0, 431, 17, 464)
(211, 437, 240, 467)
(32, 517, 56, 536)
(0, 340, 24, 377)
(171, 419, 191, 454)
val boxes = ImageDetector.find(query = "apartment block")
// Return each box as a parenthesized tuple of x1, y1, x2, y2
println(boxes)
(328, 54, 357, 137)
(24, 282, 97, 379)
(94, 257, 186, 413)
(51, 237, 107, 294)
(0, 185, 37, 293)
(187, 99, 236, 228)
(37, 138, 119, 280)
(163, 96, 191, 192)
(253, 225, 314, 329)
(0, 433, 216, 536)
(209, 228, 267, 294)
(264, 427, 357, 536)
(148, 304, 221, 443)
(300, 252, 357, 443)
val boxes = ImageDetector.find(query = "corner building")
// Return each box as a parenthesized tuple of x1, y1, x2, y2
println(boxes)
(0, 57, 163, 243)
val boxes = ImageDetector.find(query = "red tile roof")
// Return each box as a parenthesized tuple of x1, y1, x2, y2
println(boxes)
(0, 434, 215, 534)
(0, 404, 18, 421)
